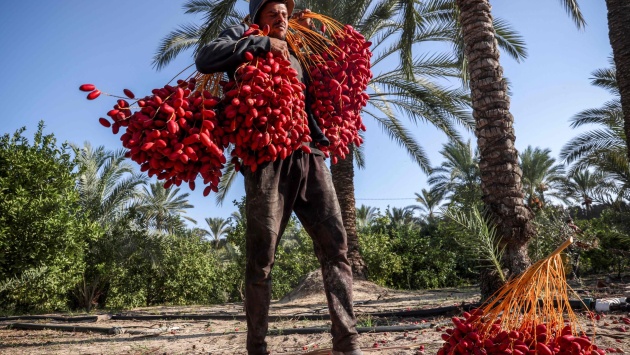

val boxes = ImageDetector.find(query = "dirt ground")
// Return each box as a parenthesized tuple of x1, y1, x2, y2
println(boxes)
(0, 273, 628, 355)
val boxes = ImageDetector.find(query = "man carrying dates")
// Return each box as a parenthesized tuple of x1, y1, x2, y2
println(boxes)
(195, 1, 362, 354)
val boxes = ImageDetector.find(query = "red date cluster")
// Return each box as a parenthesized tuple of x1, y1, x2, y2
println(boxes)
(221, 51, 311, 173)
(308, 24, 372, 164)
(80, 21, 373, 192)
(80, 79, 226, 196)
(438, 310, 605, 355)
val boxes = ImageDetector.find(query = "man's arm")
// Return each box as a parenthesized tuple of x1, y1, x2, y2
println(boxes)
(195, 24, 271, 74)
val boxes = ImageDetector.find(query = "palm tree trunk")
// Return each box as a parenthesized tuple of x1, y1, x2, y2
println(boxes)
(605, 0, 630, 160)
(456, 0, 536, 299)
(330, 147, 368, 280)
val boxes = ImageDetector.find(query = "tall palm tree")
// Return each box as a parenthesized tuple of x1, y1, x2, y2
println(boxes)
(135, 181, 196, 232)
(72, 143, 147, 226)
(428, 140, 481, 208)
(356, 204, 378, 229)
(604, 0, 630, 160)
(203, 217, 231, 248)
(519, 146, 567, 207)
(411, 187, 446, 220)
(152, 0, 525, 279)
(454, 0, 584, 298)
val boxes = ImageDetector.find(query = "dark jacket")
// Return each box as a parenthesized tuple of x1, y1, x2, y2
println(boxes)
(195, 24, 270, 77)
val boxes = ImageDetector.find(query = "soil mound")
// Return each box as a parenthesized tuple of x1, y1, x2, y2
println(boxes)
(278, 269, 407, 306)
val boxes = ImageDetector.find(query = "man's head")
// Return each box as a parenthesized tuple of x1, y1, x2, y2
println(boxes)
(250, 0, 294, 40)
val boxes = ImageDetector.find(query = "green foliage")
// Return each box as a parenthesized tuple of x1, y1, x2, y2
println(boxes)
(428, 140, 482, 209)
(358, 217, 403, 287)
(528, 205, 576, 261)
(528, 205, 629, 279)
(105, 228, 230, 308)
(270, 226, 319, 299)
(359, 213, 469, 290)
(223, 199, 319, 301)
(444, 206, 505, 282)
(578, 208, 630, 277)
(0, 123, 98, 313)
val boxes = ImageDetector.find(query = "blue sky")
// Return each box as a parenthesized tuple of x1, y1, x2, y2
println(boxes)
(0, 1, 614, 227)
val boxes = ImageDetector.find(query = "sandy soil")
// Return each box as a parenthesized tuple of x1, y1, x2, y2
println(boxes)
(0, 274, 628, 354)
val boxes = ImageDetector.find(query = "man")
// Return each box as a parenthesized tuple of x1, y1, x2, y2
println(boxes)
(195, 1, 362, 354)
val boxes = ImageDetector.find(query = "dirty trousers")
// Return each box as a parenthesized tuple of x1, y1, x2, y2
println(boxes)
(243, 151, 359, 354)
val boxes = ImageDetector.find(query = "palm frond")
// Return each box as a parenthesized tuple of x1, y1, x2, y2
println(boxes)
(493, 17, 528, 63)
(420, 0, 457, 23)
(560, 129, 625, 164)
(153, 23, 202, 70)
(354, 132, 366, 169)
(558, 0, 586, 29)
(369, 71, 473, 134)
(413, 20, 458, 44)
(396, 0, 421, 80)
(570, 99, 622, 128)
(590, 67, 619, 95)
(216, 160, 239, 206)
(362, 110, 431, 173)
(356, 0, 398, 39)
(410, 52, 462, 78)
(183, 0, 218, 14)
(445, 206, 505, 281)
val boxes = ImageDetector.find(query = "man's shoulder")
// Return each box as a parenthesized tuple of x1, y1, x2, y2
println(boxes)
(220, 23, 249, 36)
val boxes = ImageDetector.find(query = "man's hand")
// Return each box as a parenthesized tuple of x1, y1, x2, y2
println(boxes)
(269, 37, 289, 60)
(291, 9, 314, 30)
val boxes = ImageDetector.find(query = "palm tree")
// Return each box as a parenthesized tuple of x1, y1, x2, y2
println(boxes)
(356, 204, 378, 229)
(386, 206, 417, 227)
(519, 146, 567, 208)
(71, 143, 147, 310)
(604, 0, 630, 160)
(229, 210, 245, 225)
(562, 170, 612, 215)
(454, 0, 584, 298)
(72, 143, 147, 226)
(203, 217, 231, 248)
(428, 140, 481, 208)
(411, 187, 446, 220)
(152, 0, 526, 279)
(560, 63, 630, 209)
(560, 64, 627, 172)
(593, 156, 630, 206)
(135, 181, 196, 232)
(278, 218, 307, 250)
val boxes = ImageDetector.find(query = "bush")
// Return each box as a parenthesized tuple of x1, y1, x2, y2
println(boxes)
(270, 225, 319, 299)
(578, 208, 630, 277)
(360, 215, 468, 290)
(0, 123, 98, 313)
(104, 228, 230, 309)
(223, 199, 320, 301)
(358, 217, 403, 287)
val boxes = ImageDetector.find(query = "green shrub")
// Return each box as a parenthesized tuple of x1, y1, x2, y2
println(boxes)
(104, 230, 230, 308)
(360, 215, 467, 290)
(578, 208, 630, 277)
(223, 199, 320, 301)
(0, 123, 97, 313)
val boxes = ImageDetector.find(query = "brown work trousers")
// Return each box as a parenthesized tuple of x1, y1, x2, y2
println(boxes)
(243, 150, 359, 354)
